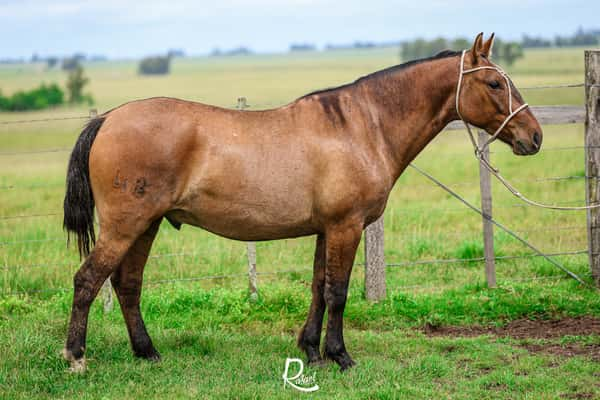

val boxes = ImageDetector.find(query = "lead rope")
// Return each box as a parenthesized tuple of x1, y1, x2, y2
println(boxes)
(456, 49, 600, 211)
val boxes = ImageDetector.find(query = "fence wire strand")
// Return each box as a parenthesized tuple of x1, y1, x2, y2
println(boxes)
(1, 248, 586, 272)
(0, 271, 576, 297)
(0, 116, 88, 125)
(0, 223, 585, 248)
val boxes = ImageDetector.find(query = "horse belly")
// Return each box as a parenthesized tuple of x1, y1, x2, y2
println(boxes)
(171, 166, 316, 241)
(169, 196, 314, 241)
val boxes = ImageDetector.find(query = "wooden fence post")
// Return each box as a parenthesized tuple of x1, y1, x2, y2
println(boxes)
(247, 242, 258, 301)
(364, 216, 386, 301)
(478, 130, 496, 288)
(236, 97, 259, 299)
(585, 50, 600, 287)
(89, 108, 114, 312)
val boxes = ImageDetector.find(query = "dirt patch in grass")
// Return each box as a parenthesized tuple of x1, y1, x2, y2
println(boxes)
(422, 317, 600, 361)
(523, 343, 600, 361)
(422, 317, 600, 339)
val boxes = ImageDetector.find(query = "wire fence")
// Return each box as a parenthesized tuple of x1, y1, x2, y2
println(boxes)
(1, 272, 573, 297)
(1, 194, 592, 221)
(0, 80, 595, 297)
(0, 223, 584, 248)
(0, 247, 588, 272)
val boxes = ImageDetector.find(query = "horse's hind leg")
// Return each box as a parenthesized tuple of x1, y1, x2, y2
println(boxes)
(110, 218, 162, 360)
(298, 234, 326, 365)
(63, 226, 137, 372)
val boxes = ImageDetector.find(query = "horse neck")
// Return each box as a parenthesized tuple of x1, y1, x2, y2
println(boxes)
(359, 57, 459, 179)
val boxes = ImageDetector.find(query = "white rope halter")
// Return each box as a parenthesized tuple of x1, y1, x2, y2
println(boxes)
(456, 49, 529, 157)
(456, 49, 600, 211)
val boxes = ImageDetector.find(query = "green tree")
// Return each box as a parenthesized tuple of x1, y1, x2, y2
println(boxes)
(0, 84, 64, 111)
(66, 65, 93, 104)
(138, 56, 171, 75)
(62, 57, 80, 71)
(494, 40, 524, 66)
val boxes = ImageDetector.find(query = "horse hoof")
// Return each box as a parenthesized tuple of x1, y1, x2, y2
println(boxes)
(62, 348, 87, 373)
(307, 358, 328, 368)
(147, 351, 161, 362)
(135, 348, 161, 362)
(324, 349, 356, 371)
(68, 358, 87, 373)
(338, 357, 356, 372)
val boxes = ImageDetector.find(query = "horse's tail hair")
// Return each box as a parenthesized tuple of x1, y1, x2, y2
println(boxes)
(63, 116, 106, 258)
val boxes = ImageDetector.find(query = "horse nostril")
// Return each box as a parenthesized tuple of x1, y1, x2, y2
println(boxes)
(532, 131, 541, 149)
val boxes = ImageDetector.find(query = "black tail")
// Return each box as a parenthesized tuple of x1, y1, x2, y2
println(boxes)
(63, 116, 106, 258)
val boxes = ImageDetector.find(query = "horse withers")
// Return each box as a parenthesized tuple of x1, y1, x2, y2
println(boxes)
(62, 33, 542, 372)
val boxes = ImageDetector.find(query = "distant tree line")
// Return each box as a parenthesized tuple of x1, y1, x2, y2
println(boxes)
(523, 27, 600, 48)
(325, 41, 384, 51)
(400, 37, 524, 66)
(210, 47, 253, 57)
(14, 53, 108, 70)
(289, 43, 316, 52)
(288, 27, 599, 58)
(315, 41, 400, 52)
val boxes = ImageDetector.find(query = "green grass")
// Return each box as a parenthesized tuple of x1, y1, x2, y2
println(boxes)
(1, 279, 599, 399)
(1, 46, 599, 399)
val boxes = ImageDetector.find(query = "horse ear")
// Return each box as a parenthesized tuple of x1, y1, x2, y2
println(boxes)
(470, 32, 484, 63)
(481, 33, 495, 59)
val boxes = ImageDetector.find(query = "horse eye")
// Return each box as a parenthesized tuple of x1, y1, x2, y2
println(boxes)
(488, 80, 501, 90)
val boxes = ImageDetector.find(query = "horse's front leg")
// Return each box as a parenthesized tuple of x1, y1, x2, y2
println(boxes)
(322, 221, 362, 371)
(298, 234, 326, 365)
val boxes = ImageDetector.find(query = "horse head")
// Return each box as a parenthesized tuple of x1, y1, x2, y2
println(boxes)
(456, 33, 543, 156)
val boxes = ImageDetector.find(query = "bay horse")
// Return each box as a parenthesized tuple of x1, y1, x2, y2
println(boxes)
(62, 33, 542, 372)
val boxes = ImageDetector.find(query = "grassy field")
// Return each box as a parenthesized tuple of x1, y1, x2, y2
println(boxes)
(1, 46, 599, 399)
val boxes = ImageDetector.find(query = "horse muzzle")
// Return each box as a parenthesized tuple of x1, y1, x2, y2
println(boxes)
(512, 130, 542, 156)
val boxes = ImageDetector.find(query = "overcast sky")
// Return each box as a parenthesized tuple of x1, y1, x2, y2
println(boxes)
(0, 0, 597, 59)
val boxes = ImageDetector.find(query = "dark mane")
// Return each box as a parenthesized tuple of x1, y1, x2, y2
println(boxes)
(298, 49, 461, 100)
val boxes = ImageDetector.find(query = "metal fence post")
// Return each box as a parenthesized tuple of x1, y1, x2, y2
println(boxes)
(364, 216, 386, 301)
(585, 50, 600, 287)
(89, 108, 114, 312)
(237, 97, 259, 300)
(478, 130, 496, 288)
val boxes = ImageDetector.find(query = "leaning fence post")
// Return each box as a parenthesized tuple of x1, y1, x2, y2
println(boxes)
(237, 97, 259, 300)
(364, 216, 386, 301)
(585, 50, 600, 287)
(478, 130, 496, 288)
(89, 108, 114, 312)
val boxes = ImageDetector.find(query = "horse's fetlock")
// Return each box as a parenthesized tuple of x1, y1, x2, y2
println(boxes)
(324, 341, 345, 357)
(299, 327, 320, 347)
